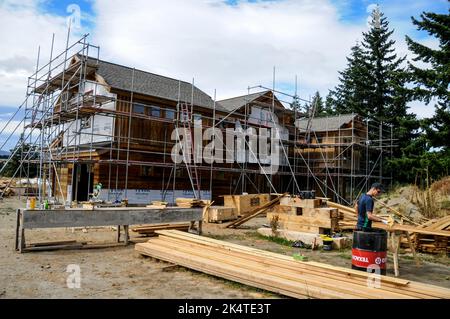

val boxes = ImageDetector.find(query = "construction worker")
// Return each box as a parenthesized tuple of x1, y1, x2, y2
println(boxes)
(356, 182, 389, 231)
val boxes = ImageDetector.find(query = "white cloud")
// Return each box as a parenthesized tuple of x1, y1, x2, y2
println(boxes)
(0, 119, 23, 151)
(0, 0, 441, 121)
(92, 0, 364, 100)
(0, 119, 23, 135)
(0, 0, 88, 107)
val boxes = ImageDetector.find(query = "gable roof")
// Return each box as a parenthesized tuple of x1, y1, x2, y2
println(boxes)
(218, 91, 271, 112)
(78, 55, 228, 112)
(295, 114, 359, 132)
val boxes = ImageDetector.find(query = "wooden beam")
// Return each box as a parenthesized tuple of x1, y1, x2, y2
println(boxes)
(135, 230, 450, 299)
(226, 193, 288, 228)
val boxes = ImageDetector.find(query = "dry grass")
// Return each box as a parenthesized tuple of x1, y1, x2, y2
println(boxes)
(411, 176, 450, 219)
(431, 176, 450, 195)
(270, 214, 279, 234)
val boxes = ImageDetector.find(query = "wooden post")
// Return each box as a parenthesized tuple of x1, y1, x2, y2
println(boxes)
(123, 225, 129, 245)
(406, 231, 420, 267)
(390, 231, 401, 277)
(117, 225, 121, 243)
(15, 209, 20, 251)
(17, 211, 26, 253)
(198, 221, 203, 235)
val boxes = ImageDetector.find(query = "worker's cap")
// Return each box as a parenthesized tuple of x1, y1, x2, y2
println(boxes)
(371, 182, 385, 193)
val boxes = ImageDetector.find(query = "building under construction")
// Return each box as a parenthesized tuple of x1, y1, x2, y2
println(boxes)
(0, 35, 394, 206)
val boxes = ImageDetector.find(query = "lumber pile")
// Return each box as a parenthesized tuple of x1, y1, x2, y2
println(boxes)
(203, 206, 237, 223)
(405, 215, 450, 254)
(175, 198, 203, 208)
(0, 180, 15, 197)
(147, 201, 168, 208)
(135, 230, 450, 299)
(266, 197, 345, 234)
(226, 193, 287, 228)
(326, 200, 358, 222)
(223, 194, 270, 216)
(267, 209, 341, 234)
(131, 223, 190, 236)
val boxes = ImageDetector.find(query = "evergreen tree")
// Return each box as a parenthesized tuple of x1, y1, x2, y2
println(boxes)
(327, 6, 423, 183)
(327, 43, 370, 116)
(0, 144, 37, 178)
(405, 6, 450, 149)
(290, 94, 301, 112)
(311, 91, 334, 116)
(361, 6, 408, 123)
(328, 6, 409, 125)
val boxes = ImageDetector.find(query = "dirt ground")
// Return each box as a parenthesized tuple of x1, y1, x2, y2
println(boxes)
(0, 197, 449, 299)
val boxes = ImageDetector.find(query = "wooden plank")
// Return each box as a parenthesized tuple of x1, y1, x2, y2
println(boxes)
(424, 216, 450, 231)
(205, 206, 237, 223)
(136, 243, 352, 299)
(20, 208, 203, 228)
(327, 201, 356, 214)
(339, 221, 450, 237)
(154, 230, 450, 298)
(147, 237, 405, 299)
(226, 193, 287, 228)
(280, 197, 321, 208)
(156, 230, 411, 286)
(268, 212, 333, 228)
(373, 198, 420, 226)
(301, 207, 339, 219)
(159, 236, 430, 299)
(223, 194, 271, 216)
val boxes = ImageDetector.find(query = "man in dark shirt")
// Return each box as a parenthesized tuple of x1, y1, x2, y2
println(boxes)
(356, 182, 389, 231)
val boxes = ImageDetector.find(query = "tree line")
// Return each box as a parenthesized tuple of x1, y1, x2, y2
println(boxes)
(298, 4, 449, 184)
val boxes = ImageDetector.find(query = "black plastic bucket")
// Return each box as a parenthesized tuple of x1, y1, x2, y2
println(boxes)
(352, 230, 387, 275)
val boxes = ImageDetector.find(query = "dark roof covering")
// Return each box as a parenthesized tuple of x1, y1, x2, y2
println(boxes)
(218, 91, 270, 112)
(295, 114, 358, 132)
(80, 55, 228, 112)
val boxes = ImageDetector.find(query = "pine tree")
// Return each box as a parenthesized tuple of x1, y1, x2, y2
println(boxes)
(327, 6, 422, 183)
(405, 6, 450, 149)
(328, 6, 409, 125)
(361, 6, 408, 123)
(290, 94, 302, 112)
(311, 91, 334, 116)
(327, 43, 370, 117)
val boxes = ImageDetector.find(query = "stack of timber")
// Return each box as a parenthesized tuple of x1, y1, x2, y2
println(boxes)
(0, 179, 15, 197)
(176, 198, 203, 208)
(223, 194, 270, 217)
(405, 215, 450, 254)
(135, 230, 450, 299)
(203, 206, 237, 223)
(267, 197, 343, 234)
(131, 223, 190, 236)
(146, 201, 168, 209)
(326, 200, 358, 222)
(226, 193, 287, 229)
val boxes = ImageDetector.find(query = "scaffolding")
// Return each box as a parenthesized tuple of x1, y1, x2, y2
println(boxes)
(0, 35, 395, 206)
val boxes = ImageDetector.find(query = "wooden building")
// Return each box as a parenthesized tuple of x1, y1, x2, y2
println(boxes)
(48, 55, 294, 204)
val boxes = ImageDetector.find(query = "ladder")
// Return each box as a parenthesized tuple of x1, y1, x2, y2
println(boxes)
(179, 102, 201, 199)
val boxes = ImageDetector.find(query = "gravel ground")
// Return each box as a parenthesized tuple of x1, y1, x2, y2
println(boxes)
(0, 197, 449, 299)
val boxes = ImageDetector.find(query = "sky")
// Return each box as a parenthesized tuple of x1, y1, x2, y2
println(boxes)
(0, 0, 448, 151)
